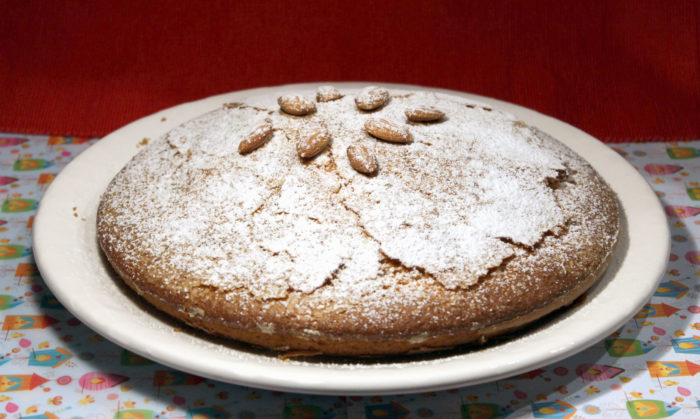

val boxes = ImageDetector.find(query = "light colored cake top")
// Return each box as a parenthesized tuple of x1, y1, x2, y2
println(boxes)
(100, 88, 574, 300)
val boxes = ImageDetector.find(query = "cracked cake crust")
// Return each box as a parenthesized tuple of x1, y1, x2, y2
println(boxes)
(97, 88, 620, 356)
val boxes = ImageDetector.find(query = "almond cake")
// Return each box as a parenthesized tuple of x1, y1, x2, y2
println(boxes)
(97, 86, 620, 356)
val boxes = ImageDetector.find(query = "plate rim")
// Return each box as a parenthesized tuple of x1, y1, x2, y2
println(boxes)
(33, 82, 669, 395)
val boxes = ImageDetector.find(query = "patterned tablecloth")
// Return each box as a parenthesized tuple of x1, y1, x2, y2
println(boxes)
(0, 133, 696, 418)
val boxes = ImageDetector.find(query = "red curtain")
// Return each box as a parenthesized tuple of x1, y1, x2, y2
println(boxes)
(1, 1, 697, 142)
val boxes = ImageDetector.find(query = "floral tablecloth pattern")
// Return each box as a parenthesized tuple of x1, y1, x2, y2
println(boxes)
(0, 133, 697, 418)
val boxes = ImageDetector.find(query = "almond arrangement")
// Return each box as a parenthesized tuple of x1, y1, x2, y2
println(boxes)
(239, 86, 444, 175)
(347, 143, 378, 175)
(238, 121, 273, 154)
(405, 105, 445, 122)
(364, 118, 412, 144)
(297, 127, 331, 159)
(316, 85, 343, 103)
(355, 86, 390, 111)
(278, 94, 316, 116)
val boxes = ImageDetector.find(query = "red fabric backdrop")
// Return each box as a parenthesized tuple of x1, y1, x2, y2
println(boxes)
(1, 1, 698, 142)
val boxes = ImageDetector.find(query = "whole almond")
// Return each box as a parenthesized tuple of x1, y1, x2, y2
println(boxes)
(238, 122, 273, 154)
(347, 144, 378, 175)
(364, 118, 411, 143)
(405, 105, 445, 122)
(355, 86, 390, 111)
(297, 128, 331, 159)
(316, 85, 343, 102)
(278, 94, 316, 116)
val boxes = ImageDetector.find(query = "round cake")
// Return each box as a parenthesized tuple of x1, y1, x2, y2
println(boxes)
(97, 86, 620, 356)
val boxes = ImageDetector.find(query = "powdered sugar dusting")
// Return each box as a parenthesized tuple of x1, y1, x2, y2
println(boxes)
(99, 88, 575, 299)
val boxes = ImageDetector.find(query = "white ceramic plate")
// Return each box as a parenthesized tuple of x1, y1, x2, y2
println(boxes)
(33, 83, 669, 395)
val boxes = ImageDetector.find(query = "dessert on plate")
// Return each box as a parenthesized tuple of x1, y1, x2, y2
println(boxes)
(97, 85, 620, 356)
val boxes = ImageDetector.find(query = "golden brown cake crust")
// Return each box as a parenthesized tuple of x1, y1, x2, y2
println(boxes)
(97, 88, 620, 356)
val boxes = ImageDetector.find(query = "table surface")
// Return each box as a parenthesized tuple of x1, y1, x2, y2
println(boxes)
(0, 133, 697, 418)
